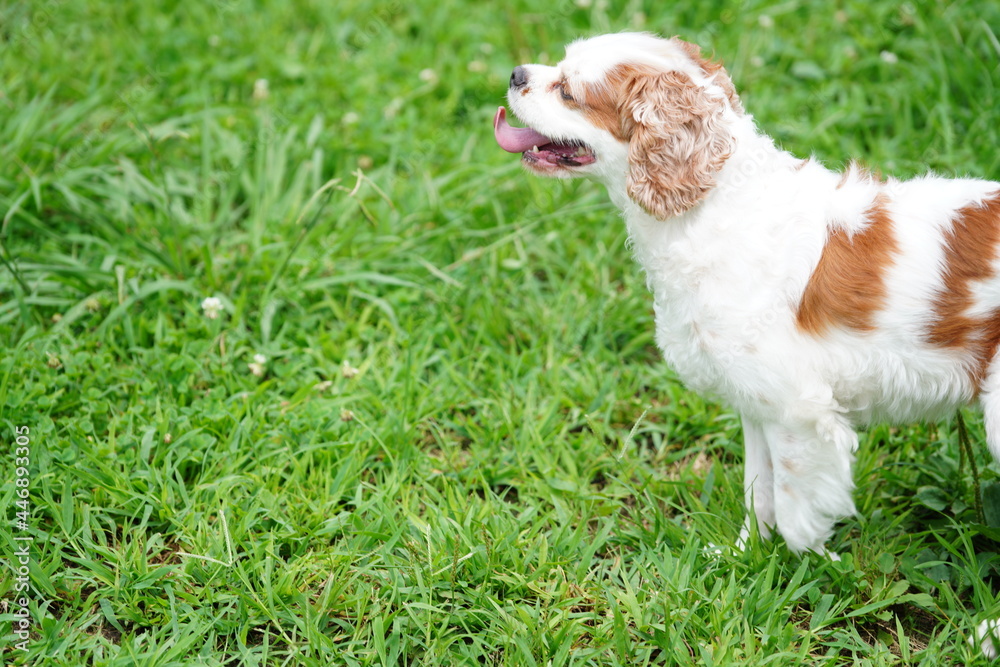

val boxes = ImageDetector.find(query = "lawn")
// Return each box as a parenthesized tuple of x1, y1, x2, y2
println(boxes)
(3, 0, 1000, 664)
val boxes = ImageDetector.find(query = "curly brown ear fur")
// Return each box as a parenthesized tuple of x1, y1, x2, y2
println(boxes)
(670, 37, 744, 115)
(624, 68, 734, 220)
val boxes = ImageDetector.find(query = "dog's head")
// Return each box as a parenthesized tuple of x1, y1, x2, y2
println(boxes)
(494, 32, 742, 219)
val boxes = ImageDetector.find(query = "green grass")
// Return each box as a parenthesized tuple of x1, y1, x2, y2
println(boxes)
(2, 0, 1000, 664)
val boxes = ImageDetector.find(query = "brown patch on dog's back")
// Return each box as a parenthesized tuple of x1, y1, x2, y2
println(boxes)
(926, 194, 1000, 384)
(796, 194, 898, 335)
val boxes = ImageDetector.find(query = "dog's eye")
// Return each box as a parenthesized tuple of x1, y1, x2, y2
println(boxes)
(556, 82, 575, 102)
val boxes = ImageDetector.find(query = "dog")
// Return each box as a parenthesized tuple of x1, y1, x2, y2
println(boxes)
(494, 32, 1000, 655)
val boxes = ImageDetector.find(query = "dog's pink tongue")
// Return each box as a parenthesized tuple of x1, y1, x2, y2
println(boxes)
(493, 107, 551, 153)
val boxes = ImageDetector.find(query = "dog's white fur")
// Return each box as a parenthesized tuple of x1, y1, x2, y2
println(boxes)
(501, 32, 1000, 655)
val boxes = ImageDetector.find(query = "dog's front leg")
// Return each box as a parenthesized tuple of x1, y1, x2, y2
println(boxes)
(737, 414, 775, 549)
(762, 418, 858, 557)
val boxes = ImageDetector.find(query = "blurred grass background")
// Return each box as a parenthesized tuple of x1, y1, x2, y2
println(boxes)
(2, 0, 1000, 664)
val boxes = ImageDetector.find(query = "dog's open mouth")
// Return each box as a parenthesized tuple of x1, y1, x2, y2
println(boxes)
(493, 107, 596, 169)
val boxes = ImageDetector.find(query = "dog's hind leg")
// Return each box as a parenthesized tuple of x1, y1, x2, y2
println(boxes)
(981, 356, 1000, 464)
(763, 416, 857, 556)
(738, 415, 774, 549)
(971, 358, 1000, 658)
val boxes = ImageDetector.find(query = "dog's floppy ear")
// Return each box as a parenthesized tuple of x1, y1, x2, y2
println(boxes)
(623, 68, 734, 220)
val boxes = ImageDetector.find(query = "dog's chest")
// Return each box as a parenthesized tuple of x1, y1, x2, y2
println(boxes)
(638, 229, 800, 395)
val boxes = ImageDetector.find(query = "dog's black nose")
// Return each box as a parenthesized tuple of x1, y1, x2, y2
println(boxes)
(510, 66, 528, 89)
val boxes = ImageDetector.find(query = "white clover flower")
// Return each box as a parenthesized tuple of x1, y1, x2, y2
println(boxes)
(758, 15, 774, 28)
(419, 68, 438, 83)
(341, 360, 360, 379)
(702, 542, 724, 558)
(248, 353, 267, 377)
(467, 60, 487, 73)
(201, 297, 223, 319)
(342, 111, 360, 125)
(880, 51, 899, 64)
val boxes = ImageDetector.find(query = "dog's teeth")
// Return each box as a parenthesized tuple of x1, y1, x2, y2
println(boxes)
(532, 145, 539, 153)
(575, 147, 587, 156)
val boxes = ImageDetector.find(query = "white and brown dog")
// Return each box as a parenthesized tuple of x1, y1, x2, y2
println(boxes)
(495, 32, 1000, 653)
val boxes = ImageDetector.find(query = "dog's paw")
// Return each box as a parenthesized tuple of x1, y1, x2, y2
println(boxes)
(971, 619, 1000, 659)
(736, 519, 773, 551)
(736, 527, 750, 551)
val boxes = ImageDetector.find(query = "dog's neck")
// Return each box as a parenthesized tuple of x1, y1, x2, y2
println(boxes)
(606, 113, 795, 272)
